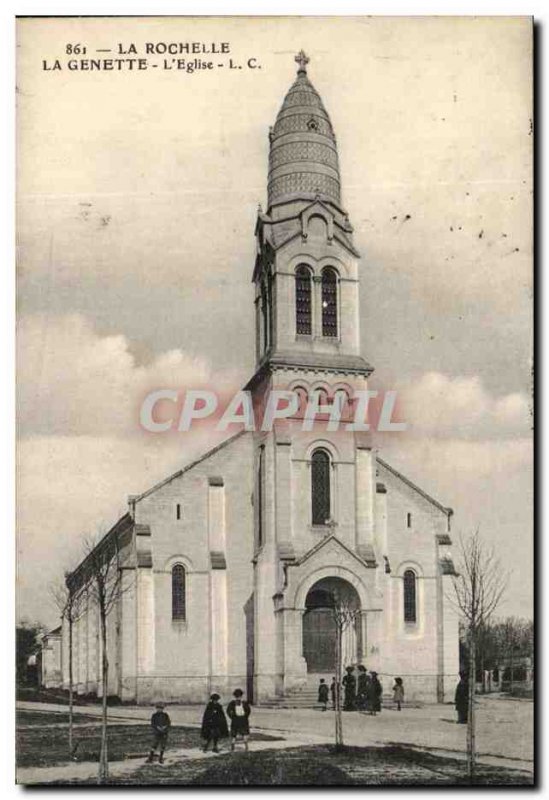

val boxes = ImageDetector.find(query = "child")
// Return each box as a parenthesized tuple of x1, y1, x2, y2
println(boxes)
(318, 678, 329, 711)
(146, 702, 171, 764)
(330, 677, 337, 709)
(201, 693, 229, 753)
(226, 688, 251, 751)
(393, 677, 404, 711)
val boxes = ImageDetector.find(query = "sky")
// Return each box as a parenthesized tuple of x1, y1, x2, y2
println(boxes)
(16, 16, 533, 628)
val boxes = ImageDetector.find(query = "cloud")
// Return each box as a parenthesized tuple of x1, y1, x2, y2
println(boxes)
(16, 312, 245, 625)
(395, 371, 531, 439)
(17, 428, 229, 626)
(17, 313, 241, 437)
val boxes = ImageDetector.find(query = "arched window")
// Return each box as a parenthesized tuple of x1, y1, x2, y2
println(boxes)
(172, 564, 186, 621)
(311, 449, 331, 525)
(334, 388, 349, 415)
(293, 386, 308, 415)
(321, 267, 338, 337)
(403, 570, 417, 623)
(295, 265, 312, 335)
(261, 279, 270, 352)
(312, 387, 329, 411)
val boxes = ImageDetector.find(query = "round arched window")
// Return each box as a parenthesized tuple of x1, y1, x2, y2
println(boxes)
(295, 265, 312, 335)
(172, 564, 186, 621)
(321, 267, 338, 337)
(403, 569, 417, 623)
(311, 449, 331, 525)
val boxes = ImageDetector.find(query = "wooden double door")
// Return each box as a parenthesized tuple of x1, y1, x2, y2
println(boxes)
(302, 607, 337, 673)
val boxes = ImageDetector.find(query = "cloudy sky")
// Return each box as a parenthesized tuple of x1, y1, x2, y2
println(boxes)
(16, 16, 532, 627)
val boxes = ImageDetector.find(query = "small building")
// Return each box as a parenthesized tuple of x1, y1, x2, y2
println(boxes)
(40, 626, 63, 688)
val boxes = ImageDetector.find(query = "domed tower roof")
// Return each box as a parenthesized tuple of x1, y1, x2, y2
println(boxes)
(268, 51, 341, 209)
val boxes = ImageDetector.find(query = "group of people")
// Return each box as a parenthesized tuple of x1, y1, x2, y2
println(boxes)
(318, 667, 405, 714)
(200, 689, 252, 753)
(146, 668, 468, 763)
(146, 688, 251, 764)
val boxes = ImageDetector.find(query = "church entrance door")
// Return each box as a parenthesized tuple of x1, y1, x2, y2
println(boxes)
(302, 577, 361, 673)
(303, 606, 337, 672)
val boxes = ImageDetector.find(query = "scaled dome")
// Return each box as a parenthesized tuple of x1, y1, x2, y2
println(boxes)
(268, 52, 341, 209)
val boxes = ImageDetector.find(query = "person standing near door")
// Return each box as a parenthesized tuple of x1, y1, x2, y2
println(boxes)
(342, 666, 357, 711)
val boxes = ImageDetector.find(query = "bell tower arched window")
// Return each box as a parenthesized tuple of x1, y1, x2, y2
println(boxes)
(261, 279, 270, 353)
(321, 267, 338, 337)
(311, 448, 331, 525)
(295, 265, 312, 335)
(403, 569, 417, 623)
(172, 564, 186, 621)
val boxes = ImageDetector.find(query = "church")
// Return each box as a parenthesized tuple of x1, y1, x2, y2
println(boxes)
(60, 51, 459, 705)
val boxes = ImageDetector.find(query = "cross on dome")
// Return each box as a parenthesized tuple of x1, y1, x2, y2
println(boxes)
(295, 49, 310, 74)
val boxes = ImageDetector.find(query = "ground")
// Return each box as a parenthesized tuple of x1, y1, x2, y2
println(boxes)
(16, 695, 534, 786)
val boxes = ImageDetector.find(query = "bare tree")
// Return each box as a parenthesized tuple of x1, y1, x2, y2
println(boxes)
(330, 592, 361, 749)
(451, 531, 507, 781)
(50, 576, 84, 759)
(76, 532, 126, 784)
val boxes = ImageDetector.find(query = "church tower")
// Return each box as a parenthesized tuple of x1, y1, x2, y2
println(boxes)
(249, 49, 373, 385)
(248, 52, 382, 702)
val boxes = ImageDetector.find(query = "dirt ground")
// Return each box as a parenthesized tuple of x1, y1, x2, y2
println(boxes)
(16, 698, 534, 786)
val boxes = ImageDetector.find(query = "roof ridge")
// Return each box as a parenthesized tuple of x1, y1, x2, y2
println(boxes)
(376, 456, 452, 516)
(133, 429, 248, 503)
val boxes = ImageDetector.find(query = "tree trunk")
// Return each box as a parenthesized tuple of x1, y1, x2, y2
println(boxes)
(334, 624, 343, 748)
(467, 630, 476, 781)
(68, 616, 74, 757)
(98, 609, 109, 783)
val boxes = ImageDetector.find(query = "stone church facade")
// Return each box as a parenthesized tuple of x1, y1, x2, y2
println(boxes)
(62, 53, 459, 705)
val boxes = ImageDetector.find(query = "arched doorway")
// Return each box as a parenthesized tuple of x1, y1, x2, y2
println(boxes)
(302, 577, 361, 673)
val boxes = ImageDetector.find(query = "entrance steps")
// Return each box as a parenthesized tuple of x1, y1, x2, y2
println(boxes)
(256, 674, 421, 709)
(257, 674, 331, 709)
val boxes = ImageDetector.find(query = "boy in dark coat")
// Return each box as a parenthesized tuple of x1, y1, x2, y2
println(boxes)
(146, 702, 171, 764)
(318, 678, 329, 711)
(201, 693, 229, 753)
(226, 688, 251, 751)
(455, 672, 469, 724)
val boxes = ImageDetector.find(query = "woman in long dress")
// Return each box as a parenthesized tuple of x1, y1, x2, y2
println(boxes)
(342, 666, 357, 711)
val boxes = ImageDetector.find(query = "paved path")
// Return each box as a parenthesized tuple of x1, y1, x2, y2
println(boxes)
(16, 736, 313, 785)
(16, 695, 533, 784)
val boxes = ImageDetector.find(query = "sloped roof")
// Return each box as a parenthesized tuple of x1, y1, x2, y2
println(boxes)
(377, 456, 452, 516)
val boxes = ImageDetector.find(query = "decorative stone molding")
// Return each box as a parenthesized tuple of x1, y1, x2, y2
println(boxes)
(278, 541, 296, 563)
(210, 551, 227, 570)
(356, 543, 377, 568)
(136, 524, 152, 568)
(439, 557, 458, 576)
